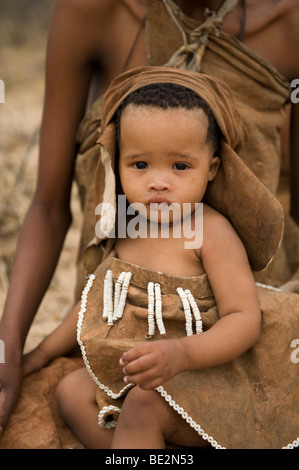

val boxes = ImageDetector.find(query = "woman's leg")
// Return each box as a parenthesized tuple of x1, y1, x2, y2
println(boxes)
(110, 385, 206, 449)
(55, 367, 114, 448)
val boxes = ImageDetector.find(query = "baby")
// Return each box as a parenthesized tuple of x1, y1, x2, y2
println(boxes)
(23, 67, 291, 449)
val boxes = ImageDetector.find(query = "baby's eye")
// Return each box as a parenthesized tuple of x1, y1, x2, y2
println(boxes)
(133, 161, 147, 169)
(173, 163, 189, 170)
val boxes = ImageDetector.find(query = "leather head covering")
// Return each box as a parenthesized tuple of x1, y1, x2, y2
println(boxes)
(94, 66, 284, 272)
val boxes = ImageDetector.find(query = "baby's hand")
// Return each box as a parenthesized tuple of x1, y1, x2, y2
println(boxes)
(120, 339, 187, 390)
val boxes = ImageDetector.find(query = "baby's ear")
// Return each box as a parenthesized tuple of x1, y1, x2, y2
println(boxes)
(208, 155, 221, 181)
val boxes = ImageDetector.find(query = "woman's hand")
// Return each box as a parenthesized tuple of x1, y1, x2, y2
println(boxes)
(0, 344, 23, 436)
(22, 346, 51, 377)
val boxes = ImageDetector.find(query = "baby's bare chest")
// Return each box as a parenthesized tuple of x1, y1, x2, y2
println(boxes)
(114, 236, 204, 277)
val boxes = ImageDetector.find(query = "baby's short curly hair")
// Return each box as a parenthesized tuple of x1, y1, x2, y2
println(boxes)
(115, 82, 221, 155)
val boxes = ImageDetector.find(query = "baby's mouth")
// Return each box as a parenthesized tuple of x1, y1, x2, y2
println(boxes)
(148, 196, 171, 210)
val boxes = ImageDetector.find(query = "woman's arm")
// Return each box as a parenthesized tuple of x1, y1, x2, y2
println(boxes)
(0, 0, 103, 433)
(22, 302, 81, 377)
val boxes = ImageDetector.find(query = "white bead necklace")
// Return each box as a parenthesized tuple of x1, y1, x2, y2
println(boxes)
(102, 269, 132, 326)
(146, 282, 166, 338)
(177, 287, 203, 336)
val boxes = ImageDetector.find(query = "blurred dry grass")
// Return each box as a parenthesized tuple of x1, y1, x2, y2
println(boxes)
(0, 0, 82, 351)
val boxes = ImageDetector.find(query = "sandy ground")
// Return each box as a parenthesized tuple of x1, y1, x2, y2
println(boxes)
(0, 3, 291, 356)
(0, 4, 82, 353)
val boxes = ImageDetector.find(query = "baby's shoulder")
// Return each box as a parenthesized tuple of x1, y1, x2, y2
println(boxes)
(202, 204, 230, 226)
(202, 204, 238, 242)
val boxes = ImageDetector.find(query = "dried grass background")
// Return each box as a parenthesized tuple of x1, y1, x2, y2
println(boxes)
(0, 0, 82, 352)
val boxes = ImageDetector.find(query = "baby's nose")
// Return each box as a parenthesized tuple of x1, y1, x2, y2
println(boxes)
(149, 174, 171, 191)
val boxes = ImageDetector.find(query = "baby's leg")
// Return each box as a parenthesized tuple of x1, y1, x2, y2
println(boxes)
(110, 386, 206, 449)
(55, 367, 114, 448)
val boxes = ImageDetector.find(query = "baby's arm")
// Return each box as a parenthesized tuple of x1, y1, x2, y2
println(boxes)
(120, 207, 261, 389)
(22, 301, 81, 376)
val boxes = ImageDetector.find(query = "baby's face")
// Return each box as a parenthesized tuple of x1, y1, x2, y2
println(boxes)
(118, 104, 220, 223)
